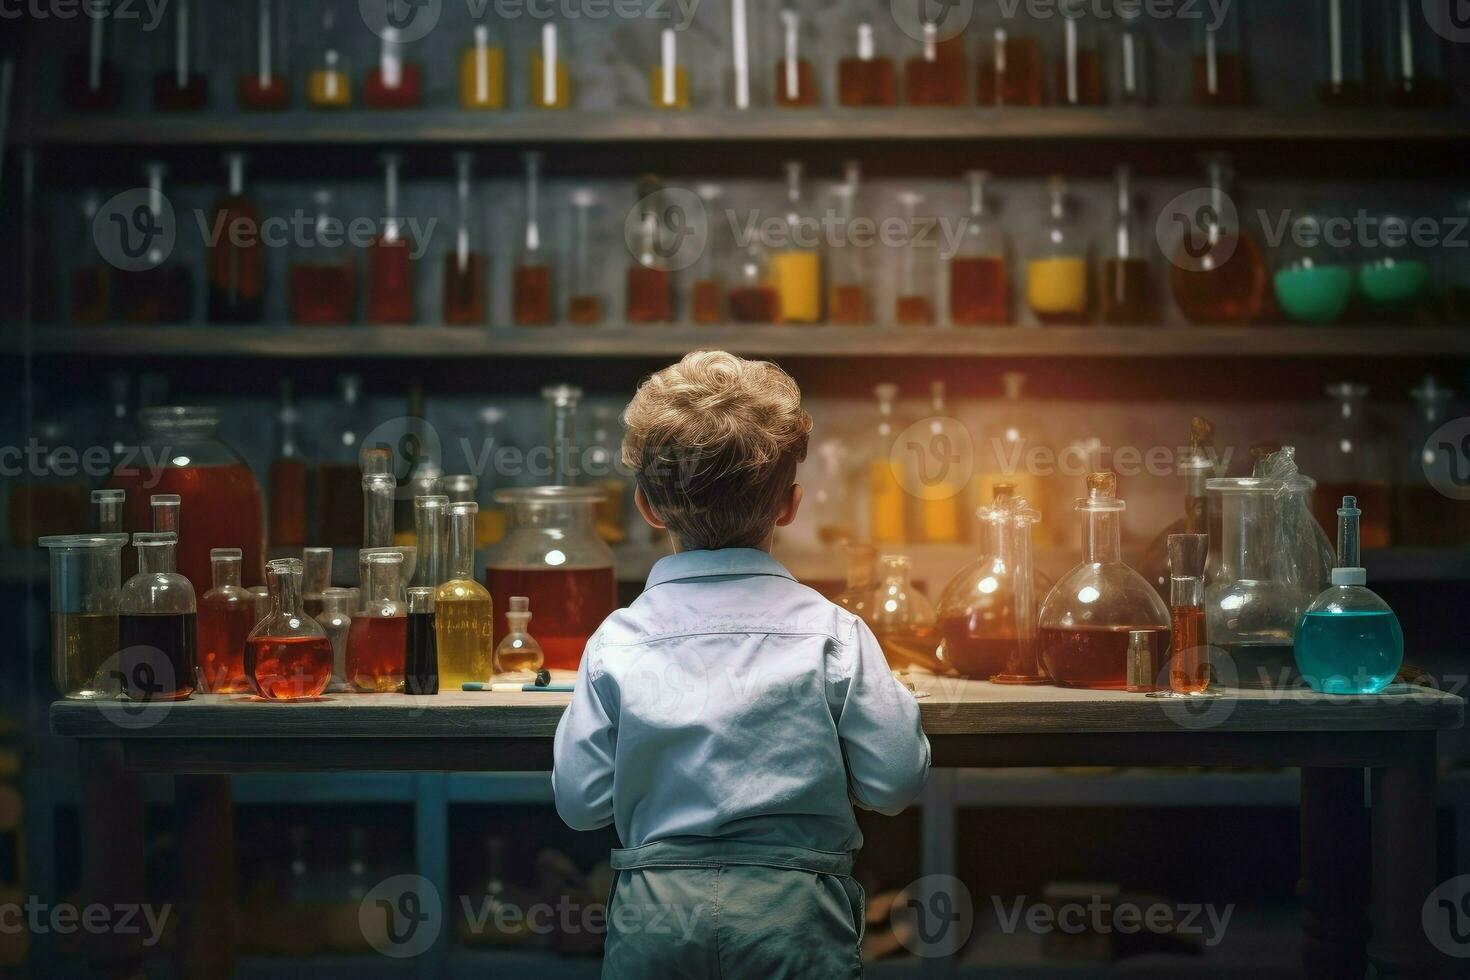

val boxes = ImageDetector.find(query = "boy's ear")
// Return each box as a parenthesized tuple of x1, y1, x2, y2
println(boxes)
(774, 484, 803, 528)
(634, 485, 668, 530)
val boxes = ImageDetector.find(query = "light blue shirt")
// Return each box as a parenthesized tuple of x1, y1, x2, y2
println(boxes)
(552, 549, 931, 852)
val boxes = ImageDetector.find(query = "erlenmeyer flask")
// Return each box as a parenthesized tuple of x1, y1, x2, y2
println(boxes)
(246, 558, 334, 701)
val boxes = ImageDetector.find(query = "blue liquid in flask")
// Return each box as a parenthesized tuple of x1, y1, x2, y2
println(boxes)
(1295, 608, 1403, 695)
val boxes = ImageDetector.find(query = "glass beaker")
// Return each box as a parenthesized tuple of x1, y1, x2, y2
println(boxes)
(364, 26, 422, 108)
(1272, 214, 1354, 325)
(772, 161, 822, 323)
(650, 27, 691, 109)
(1394, 377, 1470, 547)
(308, 3, 352, 108)
(444, 152, 486, 325)
(774, 8, 818, 107)
(1027, 176, 1091, 325)
(1357, 213, 1433, 320)
(62, 0, 123, 111)
(949, 171, 1010, 326)
(1192, 4, 1246, 106)
(405, 587, 439, 695)
(461, 23, 505, 110)
(246, 558, 334, 701)
(238, 0, 289, 109)
(206, 153, 264, 324)
(485, 487, 617, 673)
(1100, 164, 1156, 325)
(1141, 416, 1218, 597)
(1054, 1, 1105, 107)
(978, 27, 1044, 106)
(1312, 383, 1390, 549)
(367, 154, 415, 325)
(108, 407, 265, 592)
(514, 152, 553, 325)
(495, 596, 546, 678)
(1383, 0, 1450, 106)
(40, 533, 127, 700)
(119, 531, 197, 702)
(839, 20, 895, 106)
(567, 188, 603, 325)
(871, 555, 945, 673)
(627, 177, 674, 324)
(302, 546, 333, 620)
(1116, 9, 1152, 105)
(1038, 472, 1169, 690)
(828, 163, 870, 325)
(436, 501, 494, 690)
(290, 189, 357, 325)
(530, 22, 572, 109)
(197, 548, 255, 694)
(347, 551, 408, 692)
(152, 0, 208, 110)
(1170, 154, 1268, 325)
(894, 192, 936, 326)
(1316, 0, 1366, 106)
(907, 21, 965, 106)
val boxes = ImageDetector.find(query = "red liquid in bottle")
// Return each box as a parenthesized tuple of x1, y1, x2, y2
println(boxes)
(829, 285, 870, 325)
(568, 296, 603, 325)
(906, 58, 966, 106)
(238, 73, 290, 110)
(152, 73, 209, 111)
(246, 635, 334, 700)
(978, 37, 1045, 106)
(838, 58, 896, 106)
(367, 237, 414, 324)
(485, 566, 617, 672)
(1053, 50, 1105, 106)
(207, 198, 264, 324)
(627, 266, 673, 323)
(939, 613, 1021, 680)
(1192, 53, 1247, 106)
(364, 64, 423, 108)
(290, 262, 356, 325)
(949, 256, 1010, 325)
(1169, 605, 1209, 695)
(691, 280, 723, 323)
(269, 458, 308, 548)
(63, 57, 122, 111)
(774, 60, 818, 107)
(1170, 232, 1268, 325)
(1040, 625, 1168, 691)
(197, 597, 256, 694)
(442, 253, 486, 325)
(346, 615, 408, 692)
(896, 295, 935, 326)
(109, 465, 266, 590)
(1101, 258, 1157, 325)
(119, 612, 198, 701)
(514, 265, 553, 325)
(728, 286, 779, 324)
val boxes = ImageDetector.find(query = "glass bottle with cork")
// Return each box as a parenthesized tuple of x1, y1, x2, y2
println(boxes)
(367, 154, 415, 325)
(152, 0, 208, 111)
(307, 4, 352, 108)
(567, 188, 603, 325)
(40, 533, 128, 700)
(1170, 154, 1267, 325)
(206, 152, 264, 324)
(772, 161, 822, 324)
(346, 551, 408, 692)
(62, 0, 122, 111)
(364, 26, 422, 108)
(514, 152, 553, 326)
(1026, 175, 1091, 325)
(627, 177, 674, 324)
(949, 171, 1009, 326)
(238, 0, 289, 109)
(246, 558, 334, 700)
(290, 189, 357, 325)
(530, 23, 572, 109)
(460, 23, 505, 110)
(119, 531, 197, 702)
(774, 8, 818, 107)
(495, 597, 545, 679)
(409, 495, 448, 592)
(197, 547, 255, 694)
(436, 501, 495, 690)
(443, 152, 486, 325)
(839, 20, 895, 106)
(1100, 164, 1156, 325)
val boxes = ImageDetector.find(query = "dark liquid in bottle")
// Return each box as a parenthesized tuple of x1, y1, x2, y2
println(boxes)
(238, 73, 291, 110)
(906, 58, 966, 106)
(1040, 624, 1168, 691)
(72, 266, 111, 324)
(367, 238, 415, 324)
(1101, 258, 1156, 324)
(692, 280, 723, 323)
(246, 634, 334, 700)
(315, 463, 364, 547)
(839, 58, 896, 106)
(978, 37, 1045, 106)
(514, 265, 553, 325)
(939, 617, 1019, 680)
(197, 597, 256, 694)
(153, 72, 209, 110)
(1054, 49, 1105, 105)
(1313, 482, 1391, 550)
(896, 295, 935, 326)
(443, 253, 486, 325)
(269, 458, 308, 548)
(728, 286, 779, 324)
(63, 57, 123, 111)
(485, 565, 617, 672)
(404, 611, 439, 695)
(207, 198, 264, 324)
(1170, 232, 1268, 324)
(1192, 52, 1246, 106)
(829, 285, 870, 325)
(109, 464, 266, 590)
(364, 65, 423, 108)
(1169, 605, 1209, 695)
(568, 295, 603, 325)
(119, 612, 198, 701)
(949, 256, 1009, 325)
(290, 263, 356, 325)
(346, 615, 408, 692)
(115, 266, 193, 323)
(627, 266, 673, 323)
(774, 59, 818, 107)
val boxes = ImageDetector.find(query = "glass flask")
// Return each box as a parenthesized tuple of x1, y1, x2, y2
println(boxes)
(316, 587, 353, 692)
(206, 153, 264, 324)
(71, 191, 111, 324)
(918, 382, 967, 543)
(871, 555, 945, 673)
(249, 586, 269, 624)
(1141, 416, 1218, 597)
(542, 384, 583, 487)
(443, 152, 486, 326)
(1296, 497, 1404, 694)
(40, 533, 127, 700)
(728, 241, 779, 323)
(588, 406, 628, 544)
(1116, 10, 1152, 106)
(1026, 176, 1091, 325)
(404, 588, 439, 695)
(531, 22, 572, 109)
(1273, 214, 1354, 325)
(691, 183, 727, 324)
(1395, 377, 1470, 547)
(1312, 383, 1390, 549)
(937, 488, 1052, 681)
(1164, 533, 1211, 696)
(245, 558, 333, 700)
(839, 20, 896, 107)
(347, 551, 407, 692)
(514, 152, 553, 326)
(775, 8, 818, 107)
(835, 543, 878, 623)
(290, 189, 357, 325)
(197, 547, 255, 694)
(991, 498, 1048, 685)
(119, 531, 197, 702)
(1357, 213, 1433, 319)
(108, 407, 265, 591)
(364, 26, 422, 108)
(862, 383, 907, 545)
(949, 170, 1010, 326)
(1054, 1, 1105, 107)
(808, 438, 854, 546)
(894, 192, 936, 325)
(485, 487, 617, 672)
(1100, 164, 1156, 325)
(367, 154, 415, 325)
(152, 0, 208, 111)
(1170, 154, 1268, 325)
(461, 23, 505, 110)
(301, 546, 333, 620)
(409, 495, 448, 590)
(315, 376, 367, 547)
(1316, 0, 1366, 106)
(436, 501, 495, 690)
(650, 27, 691, 109)
(238, 0, 289, 109)
(114, 162, 193, 323)
(771, 161, 822, 323)
(269, 380, 308, 549)
(1383, 0, 1450, 107)
(1038, 472, 1169, 690)
(627, 177, 674, 324)
(308, 4, 352, 108)
(62, 0, 122, 111)
(828, 162, 870, 326)
(1192, 4, 1246, 106)
(978, 27, 1045, 106)
(567, 188, 603, 325)
(907, 21, 965, 106)
(975, 373, 1048, 543)
(495, 596, 546, 678)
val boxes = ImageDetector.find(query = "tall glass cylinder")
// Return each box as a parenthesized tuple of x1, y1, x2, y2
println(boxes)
(1192, 5, 1246, 106)
(367, 153, 415, 325)
(63, 0, 122, 111)
(1055, 1, 1104, 106)
(308, 3, 352, 108)
(410, 495, 448, 589)
(41, 534, 127, 699)
(839, 20, 895, 106)
(627, 177, 674, 324)
(460, 23, 505, 109)
(542, 385, 582, 486)
(894, 192, 935, 325)
(1384, 0, 1449, 106)
(435, 502, 494, 689)
(207, 153, 264, 324)
(1116, 12, 1152, 106)
(771, 161, 821, 323)
(531, 22, 572, 109)
(1100, 164, 1155, 324)
(774, 8, 818, 107)
(514, 152, 553, 325)
(290, 190, 357, 325)
(949, 171, 1009, 326)
(444, 152, 486, 325)
(364, 26, 422, 108)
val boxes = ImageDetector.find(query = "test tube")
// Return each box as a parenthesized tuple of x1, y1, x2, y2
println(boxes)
(567, 188, 602, 325)
(533, 22, 570, 109)
(731, 0, 750, 109)
(775, 9, 815, 107)
(514, 152, 552, 325)
(653, 27, 687, 109)
(1166, 533, 1209, 696)
(302, 546, 333, 618)
(410, 495, 448, 590)
(443, 151, 485, 325)
(362, 470, 396, 550)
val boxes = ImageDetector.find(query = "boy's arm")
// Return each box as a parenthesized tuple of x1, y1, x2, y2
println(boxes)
(551, 648, 617, 831)
(834, 618, 931, 815)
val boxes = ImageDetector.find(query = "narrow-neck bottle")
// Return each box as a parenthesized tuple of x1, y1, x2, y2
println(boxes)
(405, 587, 440, 695)
(246, 557, 334, 700)
(120, 531, 197, 702)
(494, 596, 545, 676)
(198, 547, 255, 694)
(435, 503, 495, 688)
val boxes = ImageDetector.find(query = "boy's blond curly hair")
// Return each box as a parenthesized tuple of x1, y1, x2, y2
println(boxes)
(622, 351, 813, 551)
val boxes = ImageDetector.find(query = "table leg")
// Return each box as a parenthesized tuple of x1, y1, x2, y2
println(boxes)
(172, 775, 236, 979)
(1370, 736, 1439, 979)
(1299, 768, 1369, 978)
(79, 740, 146, 978)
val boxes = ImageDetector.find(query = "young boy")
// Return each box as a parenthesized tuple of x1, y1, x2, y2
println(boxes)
(553, 350, 931, 978)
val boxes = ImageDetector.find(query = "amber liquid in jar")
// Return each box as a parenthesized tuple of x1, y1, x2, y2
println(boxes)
(774, 60, 818, 106)
(1170, 233, 1268, 324)
(875, 625, 944, 674)
(691, 280, 723, 323)
(939, 613, 1019, 680)
(829, 285, 870, 325)
(485, 566, 616, 672)
(1169, 605, 1209, 695)
(367, 238, 414, 324)
(246, 635, 334, 700)
(1192, 52, 1247, 106)
(1040, 624, 1168, 691)
(838, 58, 896, 106)
(627, 266, 673, 323)
(978, 37, 1045, 105)
(290, 263, 356, 325)
(513, 265, 553, 325)
(197, 595, 256, 694)
(1100, 258, 1156, 324)
(728, 286, 780, 324)
(443, 254, 486, 325)
(949, 257, 1009, 325)
(896, 296, 935, 326)
(346, 615, 407, 692)
(906, 58, 966, 106)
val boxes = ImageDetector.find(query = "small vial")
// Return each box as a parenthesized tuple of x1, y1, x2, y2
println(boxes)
(364, 26, 423, 108)
(494, 596, 545, 677)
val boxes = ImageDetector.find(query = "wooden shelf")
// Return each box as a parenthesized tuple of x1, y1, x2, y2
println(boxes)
(7, 324, 1469, 360)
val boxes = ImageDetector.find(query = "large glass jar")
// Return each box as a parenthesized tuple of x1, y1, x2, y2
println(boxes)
(108, 407, 266, 593)
(40, 533, 128, 699)
(484, 487, 616, 673)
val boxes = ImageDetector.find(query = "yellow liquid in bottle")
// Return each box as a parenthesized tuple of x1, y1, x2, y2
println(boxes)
(649, 66, 690, 108)
(52, 611, 119, 699)
(869, 459, 907, 544)
(433, 580, 494, 689)
(920, 492, 964, 544)
(771, 251, 822, 323)
(529, 55, 572, 109)
(308, 69, 352, 108)
(460, 45, 505, 108)
(1026, 257, 1089, 317)
(474, 506, 507, 548)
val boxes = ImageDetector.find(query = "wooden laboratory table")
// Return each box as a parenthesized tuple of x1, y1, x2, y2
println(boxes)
(52, 681, 1464, 978)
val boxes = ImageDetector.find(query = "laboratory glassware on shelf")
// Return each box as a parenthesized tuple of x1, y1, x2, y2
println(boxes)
(974, 373, 1048, 541)
(1100, 164, 1156, 325)
(1312, 383, 1390, 549)
(1316, 0, 1366, 106)
(828, 162, 870, 325)
(494, 596, 546, 679)
(308, 4, 352, 108)
(316, 587, 353, 692)
(238, 0, 289, 109)
(691, 184, 727, 323)
(197, 548, 255, 694)
(772, 161, 822, 323)
(1116, 7, 1153, 105)
(1170, 154, 1268, 325)
(650, 27, 690, 109)
(1163, 533, 1211, 696)
(1054, 1, 1105, 106)
(949, 171, 1010, 326)
(315, 376, 367, 547)
(531, 22, 572, 109)
(114, 163, 192, 323)
(870, 555, 946, 674)
(990, 497, 1048, 686)
(567, 188, 604, 325)
(1272, 213, 1354, 325)
(807, 437, 854, 547)
(1038, 472, 1170, 690)
(1192, 3, 1246, 106)
(894, 192, 936, 325)
(461, 23, 505, 110)
(588, 406, 628, 544)
(72, 192, 110, 323)
(978, 27, 1044, 106)
(207, 153, 264, 324)
(405, 588, 439, 695)
(774, 8, 818, 107)
(246, 558, 334, 701)
(301, 546, 333, 620)
(861, 383, 907, 546)
(40, 533, 128, 700)
(1383, 0, 1450, 106)
(835, 543, 878, 623)
(153, 0, 208, 110)
(364, 26, 422, 108)
(436, 501, 495, 690)
(514, 152, 553, 325)
(367, 154, 415, 325)
(409, 495, 448, 591)
(1295, 497, 1404, 694)
(1140, 417, 1218, 596)
(839, 20, 896, 106)
(62, 0, 122, 111)
(728, 241, 779, 323)
(627, 177, 674, 324)
(269, 381, 308, 548)
(917, 383, 968, 544)
(1027, 176, 1091, 325)
(1395, 377, 1470, 546)
(119, 531, 197, 702)
(92, 489, 127, 535)
(290, 189, 356, 325)
(443, 152, 487, 325)
(1357, 213, 1433, 319)
(907, 21, 965, 106)
(347, 551, 408, 692)
(542, 384, 582, 487)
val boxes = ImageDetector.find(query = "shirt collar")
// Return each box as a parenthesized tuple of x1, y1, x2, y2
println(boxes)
(645, 548, 797, 590)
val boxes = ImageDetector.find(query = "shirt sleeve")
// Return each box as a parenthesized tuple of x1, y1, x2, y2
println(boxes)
(551, 644, 618, 831)
(834, 618, 931, 815)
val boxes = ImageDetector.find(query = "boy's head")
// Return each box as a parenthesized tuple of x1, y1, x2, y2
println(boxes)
(622, 351, 812, 552)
